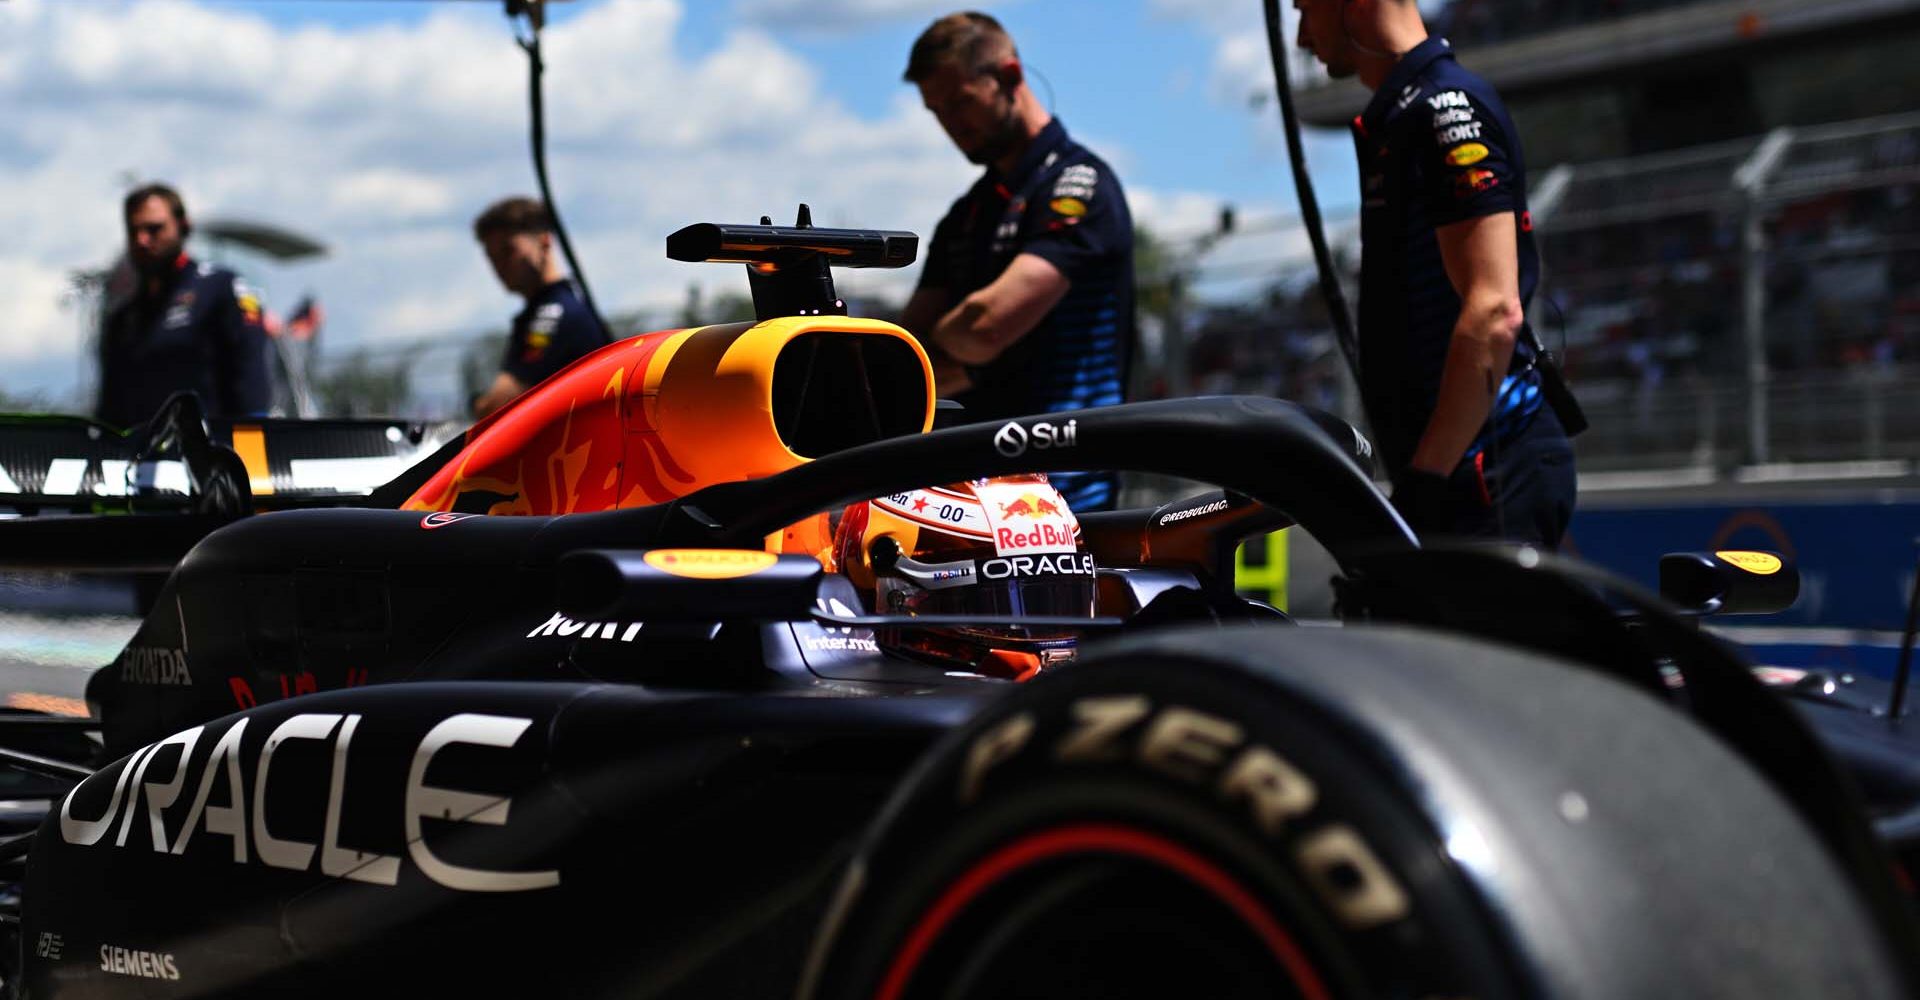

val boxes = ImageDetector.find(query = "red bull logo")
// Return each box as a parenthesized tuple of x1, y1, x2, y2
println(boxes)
(978, 480, 1077, 555)
(998, 493, 1063, 519)
(997, 522, 1077, 550)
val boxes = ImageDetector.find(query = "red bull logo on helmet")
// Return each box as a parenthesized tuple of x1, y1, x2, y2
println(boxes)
(977, 481, 1079, 556)
(997, 492, 1064, 519)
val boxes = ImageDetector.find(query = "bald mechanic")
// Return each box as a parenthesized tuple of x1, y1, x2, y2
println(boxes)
(1295, 0, 1577, 547)
(901, 11, 1135, 511)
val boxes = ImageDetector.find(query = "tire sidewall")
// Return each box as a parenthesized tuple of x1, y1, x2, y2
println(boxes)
(810, 654, 1524, 1000)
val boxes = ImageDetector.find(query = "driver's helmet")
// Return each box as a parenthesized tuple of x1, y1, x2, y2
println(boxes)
(832, 474, 1097, 680)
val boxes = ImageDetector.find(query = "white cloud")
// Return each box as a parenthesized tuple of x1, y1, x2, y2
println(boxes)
(734, 0, 1030, 34)
(0, 0, 980, 410)
(327, 170, 456, 220)
(1127, 187, 1237, 239)
(0, 259, 78, 363)
(0, 0, 1273, 415)
(1149, 0, 1314, 109)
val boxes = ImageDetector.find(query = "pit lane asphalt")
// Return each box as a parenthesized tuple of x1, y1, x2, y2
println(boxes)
(0, 575, 143, 713)
(0, 611, 134, 712)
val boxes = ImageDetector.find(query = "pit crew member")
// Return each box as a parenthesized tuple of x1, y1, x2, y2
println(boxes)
(471, 196, 611, 419)
(901, 12, 1136, 511)
(96, 183, 272, 428)
(1296, 0, 1576, 547)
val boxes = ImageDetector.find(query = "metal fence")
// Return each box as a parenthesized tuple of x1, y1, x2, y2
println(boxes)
(1575, 366, 1920, 473)
(1534, 110, 1920, 466)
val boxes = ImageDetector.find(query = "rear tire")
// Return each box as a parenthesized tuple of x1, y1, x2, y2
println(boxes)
(804, 625, 1904, 1000)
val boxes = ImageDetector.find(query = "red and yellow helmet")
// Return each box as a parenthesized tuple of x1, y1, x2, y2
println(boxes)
(833, 474, 1096, 681)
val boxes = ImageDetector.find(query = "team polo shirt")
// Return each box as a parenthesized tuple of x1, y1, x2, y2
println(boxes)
(96, 255, 272, 428)
(501, 279, 610, 388)
(1352, 37, 1546, 478)
(917, 118, 1135, 510)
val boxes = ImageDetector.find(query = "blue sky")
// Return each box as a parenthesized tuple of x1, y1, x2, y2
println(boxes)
(231, 0, 1357, 230)
(0, 0, 1361, 409)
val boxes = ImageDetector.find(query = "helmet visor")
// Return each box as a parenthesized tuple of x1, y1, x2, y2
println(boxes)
(901, 577, 1096, 620)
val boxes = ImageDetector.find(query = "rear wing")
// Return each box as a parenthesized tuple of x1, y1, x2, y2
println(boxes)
(0, 395, 457, 516)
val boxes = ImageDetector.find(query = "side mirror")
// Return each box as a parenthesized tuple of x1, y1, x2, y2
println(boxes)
(1658, 550, 1799, 617)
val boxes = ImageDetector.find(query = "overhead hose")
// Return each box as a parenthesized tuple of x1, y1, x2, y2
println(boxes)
(1262, 0, 1360, 383)
(519, 14, 611, 340)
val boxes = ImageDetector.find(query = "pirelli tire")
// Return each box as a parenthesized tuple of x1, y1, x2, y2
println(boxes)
(801, 625, 1904, 1000)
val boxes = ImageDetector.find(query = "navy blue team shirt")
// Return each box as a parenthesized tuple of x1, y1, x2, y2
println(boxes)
(917, 118, 1134, 510)
(501, 279, 610, 388)
(97, 255, 272, 428)
(1352, 37, 1546, 479)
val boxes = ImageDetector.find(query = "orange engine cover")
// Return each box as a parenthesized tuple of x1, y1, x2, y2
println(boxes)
(402, 317, 932, 554)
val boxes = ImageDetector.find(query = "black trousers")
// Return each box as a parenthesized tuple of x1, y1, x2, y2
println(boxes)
(1404, 407, 1578, 550)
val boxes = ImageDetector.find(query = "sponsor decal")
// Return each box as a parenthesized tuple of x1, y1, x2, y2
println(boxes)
(1049, 197, 1087, 218)
(163, 291, 196, 330)
(1454, 168, 1499, 196)
(803, 633, 881, 653)
(992, 418, 1077, 458)
(35, 932, 63, 960)
(980, 552, 1095, 579)
(99, 945, 179, 981)
(1752, 666, 1809, 688)
(1395, 83, 1423, 111)
(526, 612, 643, 642)
(993, 422, 1028, 457)
(1052, 163, 1099, 201)
(1427, 90, 1469, 110)
(976, 481, 1079, 557)
(993, 218, 1020, 250)
(118, 645, 192, 687)
(1158, 499, 1229, 527)
(1436, 121, 1484, 146)
(1716, 550, 1783, 575)
(803, 598, 880, 654)
(234, 280, 263, 326)
(874, 488, 992, 539)
(421, 511, 477, 529)
(643, 548, 778, 580)
(959, 697, 1410, 931)
(59, 712, 561, 893)
(1431, 107, 1476, 127)
(1445, 142, 1490, 166)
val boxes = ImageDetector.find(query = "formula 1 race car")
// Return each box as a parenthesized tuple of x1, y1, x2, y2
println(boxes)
(0, 214, 1915, 999)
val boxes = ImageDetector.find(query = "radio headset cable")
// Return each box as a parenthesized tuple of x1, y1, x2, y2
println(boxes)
(507, 0, 611, 341)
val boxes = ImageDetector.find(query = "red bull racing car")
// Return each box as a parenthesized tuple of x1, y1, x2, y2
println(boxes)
(0, 215, 1915, 999)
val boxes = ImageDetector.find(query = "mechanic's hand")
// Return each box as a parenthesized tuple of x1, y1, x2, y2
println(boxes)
(933, 358, 973, 397)
(1389, 463, 1488, 539)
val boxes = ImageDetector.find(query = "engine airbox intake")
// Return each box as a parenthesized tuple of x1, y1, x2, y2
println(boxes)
(405, 316, 933, 516)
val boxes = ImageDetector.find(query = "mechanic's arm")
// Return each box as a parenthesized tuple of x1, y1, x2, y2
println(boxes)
(927, 252, 1069, 368)
(899, 287, 971, 396)
(472, 371, 528, 419)
(1408, 212, 1524, 475)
